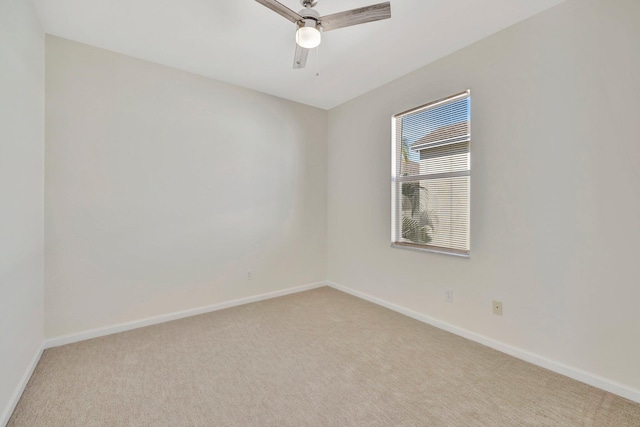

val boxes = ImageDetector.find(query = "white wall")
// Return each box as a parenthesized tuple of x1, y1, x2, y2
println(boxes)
(327, 0, 640, 394)
(45, 36, 327, 338)
(0, 0, 45, 422)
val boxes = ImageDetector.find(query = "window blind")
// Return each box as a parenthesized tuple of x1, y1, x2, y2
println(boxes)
(392, 91, 470, 256)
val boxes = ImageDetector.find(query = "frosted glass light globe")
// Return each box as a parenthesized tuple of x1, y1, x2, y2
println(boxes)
(296, 26, 321, 49)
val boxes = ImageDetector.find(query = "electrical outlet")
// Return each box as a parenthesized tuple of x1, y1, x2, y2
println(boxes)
(492, 300, 503, 316)
(247, 271, 252, 280)
(445, 290, 454, 303)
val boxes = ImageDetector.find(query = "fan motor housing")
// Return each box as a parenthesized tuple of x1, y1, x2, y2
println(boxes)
(298, 7, 319, 22)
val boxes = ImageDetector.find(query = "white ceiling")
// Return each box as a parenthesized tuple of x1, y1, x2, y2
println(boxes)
(33, 0, 566, 109)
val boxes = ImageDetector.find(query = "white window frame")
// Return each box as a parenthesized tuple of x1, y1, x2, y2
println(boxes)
(391, 90, 471, 257)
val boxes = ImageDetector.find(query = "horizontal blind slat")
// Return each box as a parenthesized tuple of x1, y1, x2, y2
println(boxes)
(393, 171, 470, 182)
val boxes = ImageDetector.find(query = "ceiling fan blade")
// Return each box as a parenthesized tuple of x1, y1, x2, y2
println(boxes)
(320, 2, 391, 32)
(293, 43, 309, 69)
(255, 0, 303, 23)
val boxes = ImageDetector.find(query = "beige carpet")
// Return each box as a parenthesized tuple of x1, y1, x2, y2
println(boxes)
(8, 287, 640, 426)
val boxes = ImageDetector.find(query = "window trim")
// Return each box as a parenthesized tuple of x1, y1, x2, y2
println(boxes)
(390, 242, 471, 258)
(391, 90, 471, 257)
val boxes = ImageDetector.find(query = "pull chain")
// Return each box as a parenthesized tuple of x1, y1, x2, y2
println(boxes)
(316, 41, 320, 77)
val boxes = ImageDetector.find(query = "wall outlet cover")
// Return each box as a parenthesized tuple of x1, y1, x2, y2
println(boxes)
(445, 290, 454, 303)
(493, 300, 503, 316)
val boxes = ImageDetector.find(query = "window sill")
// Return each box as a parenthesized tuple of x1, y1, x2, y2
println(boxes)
(390, 243, 470, 258)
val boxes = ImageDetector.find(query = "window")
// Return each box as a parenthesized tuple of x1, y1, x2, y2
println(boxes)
(391, 91, 470, 256)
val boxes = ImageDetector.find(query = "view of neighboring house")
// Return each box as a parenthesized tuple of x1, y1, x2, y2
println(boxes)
(403, 121, 470, 251)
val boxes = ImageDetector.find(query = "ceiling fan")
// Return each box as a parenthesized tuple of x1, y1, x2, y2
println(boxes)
(255, 0, 391, 69)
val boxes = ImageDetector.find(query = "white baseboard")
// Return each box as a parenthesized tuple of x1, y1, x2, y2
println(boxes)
(44, 281, 326, 349)
(327, 281, 640, 404)
(1, 343, 44, 427)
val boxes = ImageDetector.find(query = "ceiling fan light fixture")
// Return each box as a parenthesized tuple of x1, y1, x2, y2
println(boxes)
(255, 0, 391, 68)
(296, 22, 321, 49)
